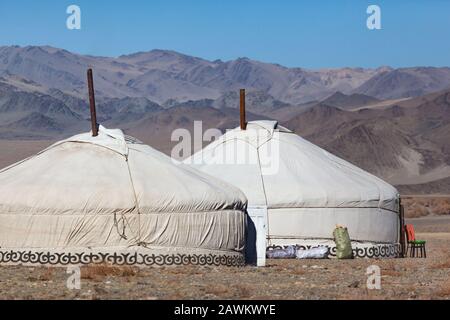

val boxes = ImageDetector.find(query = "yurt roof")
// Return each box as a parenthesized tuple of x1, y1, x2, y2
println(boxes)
(187, 120, 399, 212)
(0, 126, 247, 215)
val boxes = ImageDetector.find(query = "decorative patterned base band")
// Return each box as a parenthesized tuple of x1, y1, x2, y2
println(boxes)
(0, 250, 245, 267)
(267, 243, 402, 258)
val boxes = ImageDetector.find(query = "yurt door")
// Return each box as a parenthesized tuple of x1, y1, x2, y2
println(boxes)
(246, 206, 268, 267)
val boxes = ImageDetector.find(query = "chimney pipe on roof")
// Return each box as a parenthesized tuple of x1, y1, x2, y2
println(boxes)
(240, 89, 247, 130)
(87, 68, 99, 137)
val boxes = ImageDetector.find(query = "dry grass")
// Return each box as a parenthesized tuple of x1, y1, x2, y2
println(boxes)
(81, 264, 137, 281)
(382, 270, 402, 277)
(292, 268, 307, 275)
(163, 265, 206, 275)
(431, 254, 450, 269)
(235, 284, 252, 298)
(204, 283, 231, 296)
(38, 268, 55, 281)
(204, 282, 254, 299)
(1, 222, 450, 300)
(436, 279, 450, 297)
(434, 199, 450, 215)
(382, 260, 400, 271)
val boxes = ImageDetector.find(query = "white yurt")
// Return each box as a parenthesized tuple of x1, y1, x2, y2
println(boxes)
(186, 120, 402, 261)
(0, 126, 247, 266)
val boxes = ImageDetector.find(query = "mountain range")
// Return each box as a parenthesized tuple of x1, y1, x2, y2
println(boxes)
(0, 45, 449, 194)
(2, 45, 450, 104)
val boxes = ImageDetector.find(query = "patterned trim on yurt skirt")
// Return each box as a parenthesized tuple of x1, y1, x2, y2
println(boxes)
(267, 243, 401, 258)
(0, 249, 245, 267)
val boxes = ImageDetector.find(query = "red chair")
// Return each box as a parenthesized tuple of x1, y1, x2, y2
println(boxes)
(405, 224, 426, 258)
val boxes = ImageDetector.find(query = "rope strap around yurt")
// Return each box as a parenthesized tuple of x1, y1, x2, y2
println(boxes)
(125, 155, 144, 244)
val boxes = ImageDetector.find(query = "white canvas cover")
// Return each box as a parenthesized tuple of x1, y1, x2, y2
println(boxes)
(186, 120, 400, 249)
(0, 126, 247, 266)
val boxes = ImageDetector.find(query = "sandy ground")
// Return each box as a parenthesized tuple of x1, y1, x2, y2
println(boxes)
(406, 215, 450, 233)
(0, 140, 449, 300)
(0, 216, 449, 300)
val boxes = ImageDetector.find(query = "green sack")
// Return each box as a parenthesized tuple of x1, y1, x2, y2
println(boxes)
(333, 226, 353, 259)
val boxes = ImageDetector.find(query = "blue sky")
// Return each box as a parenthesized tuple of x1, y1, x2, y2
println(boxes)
(0, 0, 449, 68)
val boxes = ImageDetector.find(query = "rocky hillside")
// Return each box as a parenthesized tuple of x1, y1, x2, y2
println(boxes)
(285, 89, 450, 192)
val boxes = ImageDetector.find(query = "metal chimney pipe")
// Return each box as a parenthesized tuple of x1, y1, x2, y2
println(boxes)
(87, 68, 99, 137)
(240, 89, 247, 130)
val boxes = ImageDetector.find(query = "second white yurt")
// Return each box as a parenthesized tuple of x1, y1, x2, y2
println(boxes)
(187, 99, 401, 263)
